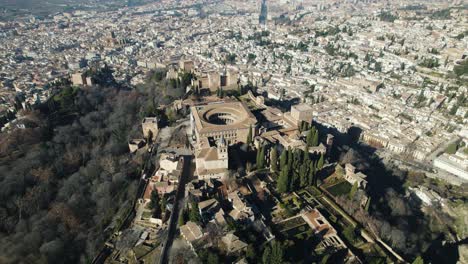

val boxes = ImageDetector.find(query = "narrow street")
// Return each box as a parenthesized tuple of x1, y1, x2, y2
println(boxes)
(158, 155, 193, 264)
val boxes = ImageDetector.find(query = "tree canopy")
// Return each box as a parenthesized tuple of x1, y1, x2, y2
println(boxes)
(0, 68, 178, 263)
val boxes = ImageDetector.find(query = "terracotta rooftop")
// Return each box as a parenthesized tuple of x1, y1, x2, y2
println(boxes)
(302, 209, 337, 238)
(180, 221, 203, 242)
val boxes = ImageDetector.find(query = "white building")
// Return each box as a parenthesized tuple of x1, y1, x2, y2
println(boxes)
(195, 137, 228, 180)
(344, 164, 368, 189)
(433, 151, 468, 181)
(154, 152, 181, 183)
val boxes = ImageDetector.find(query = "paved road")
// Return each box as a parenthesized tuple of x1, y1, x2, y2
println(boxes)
(158, 155, 192, 264)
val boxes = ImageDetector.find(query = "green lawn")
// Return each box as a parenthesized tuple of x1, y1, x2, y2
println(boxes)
(277, 216, 306, 231)
(326, 181, 352, 197)
(283, 224, 311, 238)
(305, 186, 322, 197)
(276, 216, 312, 240)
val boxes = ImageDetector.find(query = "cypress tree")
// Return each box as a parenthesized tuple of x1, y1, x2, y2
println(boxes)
(306, 129, 314, 147)
(189, 202, 201, 223)
(150, 190, 161, 219)
(256, 146, 261, 168)
(277, 166, 289, 193)
(279, 149, 287, 170)
(160, 195, 167, 214)
(317, 153, 324, 170)
(300, 164, 308, 188)
(262, 145, 266, 167)
(365, 197, 371, 212)
(270, 147, 278, 172)
(308, 161, 315, 186)
(314, 160, 320, 185)
(258, 145, 266, 169)
(291, 171, 299, 191)
(293, 149, 302, 169)
(303, 149, 310, 162)
(287, 147, 293, 170)
(312, 129, 319, 146)
(246, 125, 252, 146)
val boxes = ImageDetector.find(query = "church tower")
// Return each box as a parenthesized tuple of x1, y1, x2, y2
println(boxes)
(217, 137, 228, 160)
(216, 137, 229, 170)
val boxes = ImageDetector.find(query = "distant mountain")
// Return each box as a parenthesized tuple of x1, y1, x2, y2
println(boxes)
(0, 0, 155, 20)
(0, 0, 82, 10)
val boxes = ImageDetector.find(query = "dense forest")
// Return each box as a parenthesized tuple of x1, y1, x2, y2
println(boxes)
(0, 69, 174, 263)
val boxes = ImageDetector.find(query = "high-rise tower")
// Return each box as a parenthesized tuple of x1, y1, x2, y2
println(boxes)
(259, 0, 268, 26)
